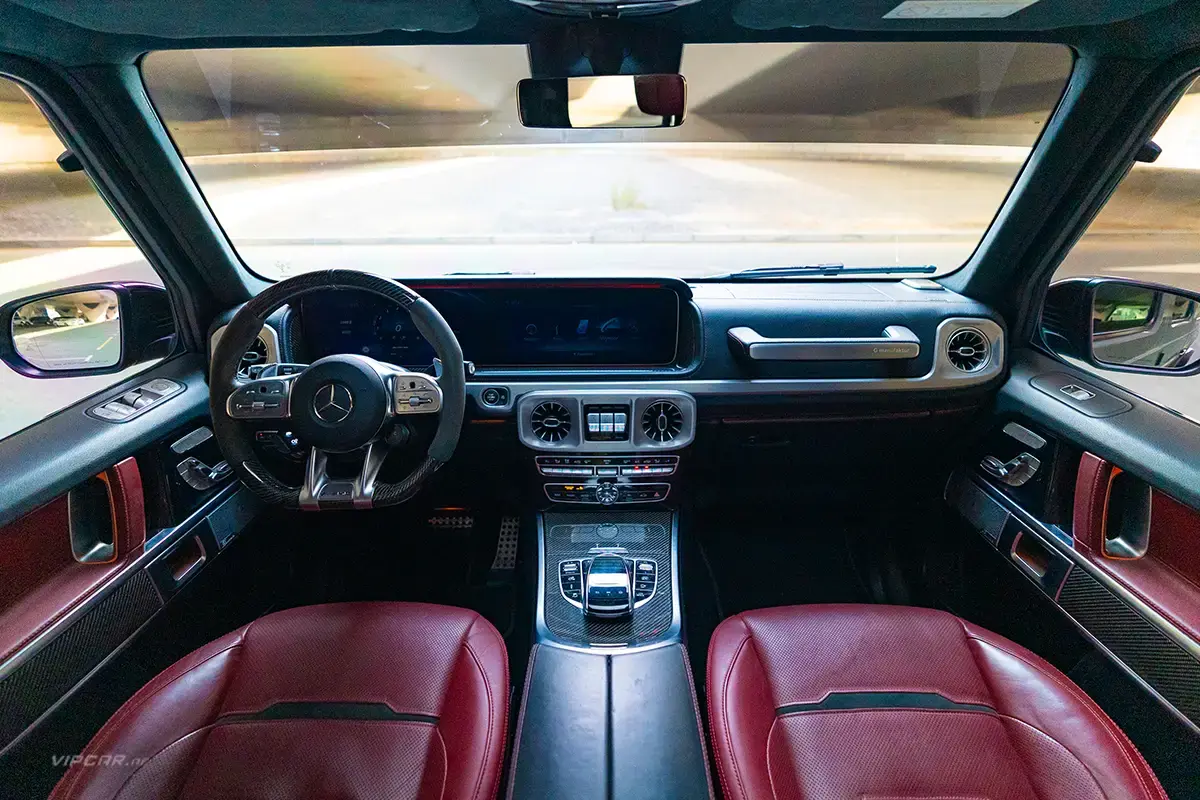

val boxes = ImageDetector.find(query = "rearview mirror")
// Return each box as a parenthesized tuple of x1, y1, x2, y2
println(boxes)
(1041, 278, 1200, 375)
(0, 283, 176, 378)
(517, 74, 686, 129)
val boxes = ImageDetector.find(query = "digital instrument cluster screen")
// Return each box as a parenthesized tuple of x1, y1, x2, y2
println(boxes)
(300, 286, 679, 368)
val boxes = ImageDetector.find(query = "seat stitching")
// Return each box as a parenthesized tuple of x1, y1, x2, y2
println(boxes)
(432, 725, 449, 800)
(763, 716, 781, 800)
(462, 636, 496, 800)
(53, 637, 244, 800)
(720, 626, 754, 800)
(997, 714, 1110, 799)
(678, 644, 716, 799)
(965, 630, 1164, 800)
(505, 644, 539, 800)
(958, 620, 1046, 800)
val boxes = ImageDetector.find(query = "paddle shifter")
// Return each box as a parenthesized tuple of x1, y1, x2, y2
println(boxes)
(584, 554, 633, 618)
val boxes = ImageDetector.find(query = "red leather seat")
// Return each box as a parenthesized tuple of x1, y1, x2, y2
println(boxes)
(52, 602, 508, 800)
(708, 604, 1166, 800)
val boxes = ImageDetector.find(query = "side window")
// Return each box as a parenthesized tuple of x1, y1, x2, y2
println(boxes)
(1049, 76, 1200, 423)
(0, 76, 169, 441)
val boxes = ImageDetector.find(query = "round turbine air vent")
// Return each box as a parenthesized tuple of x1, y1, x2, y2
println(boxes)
(946, 328, 991, 373)
(642, 401, 684, 443)
(531, 401, 572, 443)
(239, 335, 269, 376)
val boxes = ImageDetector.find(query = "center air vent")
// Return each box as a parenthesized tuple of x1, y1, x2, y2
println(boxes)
(946, 328, 990, 373)
(531, 402, 572, 443)
(239, 335, 269, 377)
(642, 401, 684, 443)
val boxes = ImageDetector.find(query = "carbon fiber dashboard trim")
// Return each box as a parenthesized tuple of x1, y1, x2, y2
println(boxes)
(538, 511, 680, 650)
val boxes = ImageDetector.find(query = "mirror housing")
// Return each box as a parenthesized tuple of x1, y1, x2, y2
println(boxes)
(0, 283, 176, 378)
(1041, 277, 1200, 376)
(518, 74, 686, 129)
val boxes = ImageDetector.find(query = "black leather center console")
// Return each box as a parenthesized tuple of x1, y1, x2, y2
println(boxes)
(509, 643, 712, 800)
(510, 509, 711, 798)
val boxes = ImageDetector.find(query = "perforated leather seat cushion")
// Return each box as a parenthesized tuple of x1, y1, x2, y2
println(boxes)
(707, 604, 1166, 800)
(51, 602, 509, 800)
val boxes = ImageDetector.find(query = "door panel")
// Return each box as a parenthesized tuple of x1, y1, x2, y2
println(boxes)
(948, 347, 1200, 737)
(0, 356, 262, 757)
(1074, 453, 1200, 644)
(0, 458, 145, 666)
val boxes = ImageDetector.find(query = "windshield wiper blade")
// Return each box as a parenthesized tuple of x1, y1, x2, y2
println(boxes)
(704, 264, 937, 281)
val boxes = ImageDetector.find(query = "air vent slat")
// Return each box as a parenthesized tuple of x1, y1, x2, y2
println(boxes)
(946, 328, 990, 373)
(532, 402, 572, 443)
(642, 401, 683, 443)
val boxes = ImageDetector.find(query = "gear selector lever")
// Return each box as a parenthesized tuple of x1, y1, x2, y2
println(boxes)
(584, 554, 633, 618)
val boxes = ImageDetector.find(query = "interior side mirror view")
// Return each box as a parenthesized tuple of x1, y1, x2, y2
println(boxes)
(517, 73, 686, 129)
(0, 283, 177, 378)
(1041, 277, 1200, 375)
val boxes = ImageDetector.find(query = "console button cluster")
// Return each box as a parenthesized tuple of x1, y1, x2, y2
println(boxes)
(633, 559, 658, 605)
(88, 378, 185, 423)
(536, 455, 678, 478)
(545, 483, 670, 504)
(559, 559, 584, 604)
(584, 404, 630, 442)
(559, 556, 657, 609)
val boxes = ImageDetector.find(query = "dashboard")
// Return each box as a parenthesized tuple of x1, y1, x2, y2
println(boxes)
(299, 285, 680, 369)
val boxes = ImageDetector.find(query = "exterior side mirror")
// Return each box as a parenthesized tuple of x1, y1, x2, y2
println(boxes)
(1041, 277, 1200, 376)
(0, 283, 176, 378)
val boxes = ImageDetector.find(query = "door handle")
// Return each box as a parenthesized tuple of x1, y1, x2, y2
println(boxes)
(728, 326, 920, 361)
(981, 452, 1041, 487)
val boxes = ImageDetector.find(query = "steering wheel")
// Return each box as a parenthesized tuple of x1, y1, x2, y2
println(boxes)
(210, 270, 465, 510)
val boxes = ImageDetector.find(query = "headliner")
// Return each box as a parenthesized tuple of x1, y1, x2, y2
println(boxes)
(0, 0, 1198, 66)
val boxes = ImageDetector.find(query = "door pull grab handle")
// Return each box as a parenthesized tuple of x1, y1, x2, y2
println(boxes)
(727, 326, 920, 361)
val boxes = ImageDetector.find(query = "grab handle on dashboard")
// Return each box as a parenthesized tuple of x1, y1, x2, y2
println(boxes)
(727, 326, 920, 361)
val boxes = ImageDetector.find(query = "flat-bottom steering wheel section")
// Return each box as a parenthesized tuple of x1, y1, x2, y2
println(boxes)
(210, 271, 465, 511)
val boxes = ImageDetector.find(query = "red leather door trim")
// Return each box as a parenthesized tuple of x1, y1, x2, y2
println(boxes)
(0, 458, 147, 663)
(1073, 452, 1200, 643)
(101, 456, 147, 558)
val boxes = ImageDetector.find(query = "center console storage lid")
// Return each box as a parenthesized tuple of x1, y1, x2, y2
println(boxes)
(509, 643, 712, 800)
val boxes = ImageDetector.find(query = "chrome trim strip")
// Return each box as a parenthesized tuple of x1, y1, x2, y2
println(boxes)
(210, 323, 281, 368)
(728, 324, 920, 361)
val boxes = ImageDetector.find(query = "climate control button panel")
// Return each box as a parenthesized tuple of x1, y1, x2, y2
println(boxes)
(546, 483, 670, 504)
(536, 454, 678, 478)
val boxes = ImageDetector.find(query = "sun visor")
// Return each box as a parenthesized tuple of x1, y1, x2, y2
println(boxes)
(6, 0, 481, 37)
(734, 0, 1178, 31)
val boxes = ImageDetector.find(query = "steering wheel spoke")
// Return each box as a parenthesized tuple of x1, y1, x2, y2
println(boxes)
(226, 373, 301, 420)
(299, 441, 390, 511)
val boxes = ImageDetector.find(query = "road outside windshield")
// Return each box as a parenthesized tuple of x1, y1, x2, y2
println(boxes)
(140, 43, 1073, 279)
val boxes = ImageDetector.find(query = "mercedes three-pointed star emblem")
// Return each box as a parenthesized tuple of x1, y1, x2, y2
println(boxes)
(313, 382, 354, 424)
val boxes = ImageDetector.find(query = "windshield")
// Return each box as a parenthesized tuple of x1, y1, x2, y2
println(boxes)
(142, 43, 1072, 280)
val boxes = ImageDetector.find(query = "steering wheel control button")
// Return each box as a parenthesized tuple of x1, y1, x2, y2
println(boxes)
(394, 373, 444, 416)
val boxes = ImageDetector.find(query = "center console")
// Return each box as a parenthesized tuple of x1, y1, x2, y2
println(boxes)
(539, 511, 678, 649)
(507, 385, 710, 798)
